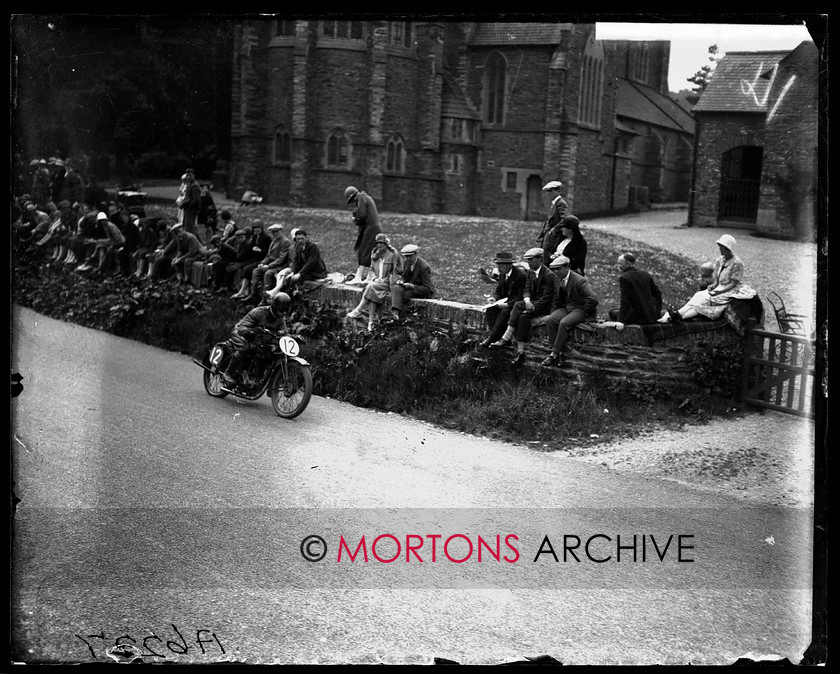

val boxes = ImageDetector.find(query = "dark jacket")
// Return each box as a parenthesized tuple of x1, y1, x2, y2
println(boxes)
(537, 195, 568, 246)
(525, 264, 557, 316)
(182, 179, 202, 213)
(234, 305, 286, 336)
(398, 256, 434, 296)
(351, 191, 382, 267)
(292, 240, 328, 281)
(262, 234, 293, 270)
(617, 267, 663, 324)
(545, 230, 588, 276)
(551, 269, 599, 318)
(493, 265, 527, 307)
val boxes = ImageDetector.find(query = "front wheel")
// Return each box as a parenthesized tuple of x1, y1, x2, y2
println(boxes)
(269, 360, 313, 418)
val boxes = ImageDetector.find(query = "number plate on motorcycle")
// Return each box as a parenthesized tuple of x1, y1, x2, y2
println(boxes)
(278, 336, 300, 357)
(209, 346, 224, 365)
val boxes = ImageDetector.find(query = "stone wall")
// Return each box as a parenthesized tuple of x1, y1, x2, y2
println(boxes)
(308, 283, 741, 390)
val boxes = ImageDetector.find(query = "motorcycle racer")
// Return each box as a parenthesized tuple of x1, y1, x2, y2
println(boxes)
(221, 293, 291, 388)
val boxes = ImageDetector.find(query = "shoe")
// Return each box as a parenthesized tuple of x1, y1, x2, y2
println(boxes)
(668, 309, 683, 324)
(367, 322, 375, 332)
(478, 338, 492, 349)
(75, 263, 94, 272)
(540, 354, 558, 367)
(346, 309, 362, 319)
(511, 352, 526, 365)
(489, 338, 512, 349)
(346, 278, 364, 286)
(231, 291, 243, 299)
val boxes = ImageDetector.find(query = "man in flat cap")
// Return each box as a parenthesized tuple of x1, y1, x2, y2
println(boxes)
(246, 223, 292, 302)
(490, 247, 557, 364)
(479, 251, 527, 348)
(389, 244, 434, 320)
(536, 180, 569, 252)
(541, 254, 599, 367)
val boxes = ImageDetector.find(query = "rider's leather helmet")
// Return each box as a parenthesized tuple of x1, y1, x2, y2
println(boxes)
(344, 186, 359, 204)
(270, 292, 291, 317)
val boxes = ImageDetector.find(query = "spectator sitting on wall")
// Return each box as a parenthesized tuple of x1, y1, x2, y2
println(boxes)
(607, 252, 663, 327)
(219, 210, 237, 240)
(540, 254, 599, 368)
(388, 244, 434, 320)
(267, 228, 327, 296)
(345, 232, 403, 332)
(478, 251, 527, 349)
(489, 247, 557, 365)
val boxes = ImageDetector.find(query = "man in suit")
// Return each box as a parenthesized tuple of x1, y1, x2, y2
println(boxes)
(541, 254, 599, 367)
(490, 247, 557, 365)
(536, 180, 569, 252)
(608, 252, 663, 325)
(480, 251, 527, 348)
(390, 244, 434, 319)
(287, 228, 328, 289)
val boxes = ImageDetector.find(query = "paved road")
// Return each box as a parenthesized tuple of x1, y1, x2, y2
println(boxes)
(11, 307, 812, 665)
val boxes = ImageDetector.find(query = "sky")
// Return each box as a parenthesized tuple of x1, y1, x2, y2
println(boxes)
(595, 21, 816, 92)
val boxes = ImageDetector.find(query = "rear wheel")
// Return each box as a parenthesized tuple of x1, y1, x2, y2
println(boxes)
(269, 360, 313, 418)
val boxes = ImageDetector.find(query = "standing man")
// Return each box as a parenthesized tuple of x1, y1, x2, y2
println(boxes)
(344, 185, 382, 285)
(541, 255, 599, 368)
(479, 251, 527, 348)
(490, 247, 557, 364)
(536, 180, 569, 251)
(176, 168, 202, 237)
(389, 244, 434, 320)
(608, 252, 663, 326)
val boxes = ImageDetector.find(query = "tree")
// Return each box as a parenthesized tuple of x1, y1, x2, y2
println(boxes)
(686, 44, 721, 94)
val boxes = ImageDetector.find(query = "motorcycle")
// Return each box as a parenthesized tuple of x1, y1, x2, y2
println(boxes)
(193, 327, 313, 418)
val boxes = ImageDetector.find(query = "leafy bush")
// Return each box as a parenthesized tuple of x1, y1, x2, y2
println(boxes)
(689, 339, 746, 398)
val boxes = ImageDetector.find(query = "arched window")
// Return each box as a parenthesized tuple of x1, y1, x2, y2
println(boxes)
(578, 33, 604, 128)
(326, 129, 350, 167)
(273, 127, 291, 164)
(483, 52, 507, 125)
(385, 135, 405, 173)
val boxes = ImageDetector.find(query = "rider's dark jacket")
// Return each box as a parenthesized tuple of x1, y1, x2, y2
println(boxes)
(230, 306, 286, 350)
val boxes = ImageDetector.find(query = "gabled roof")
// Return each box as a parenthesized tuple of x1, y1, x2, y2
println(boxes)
(692, 50, 791, 113)
(441, 71, 481, 120)
(615, 79, 695, 134)
(467, 22, 572, 46)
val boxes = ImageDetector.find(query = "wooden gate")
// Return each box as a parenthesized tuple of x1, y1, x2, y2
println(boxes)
(741, 329, 816, 419)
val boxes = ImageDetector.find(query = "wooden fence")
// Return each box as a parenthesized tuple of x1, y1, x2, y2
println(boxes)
(741, 328, 816, 419)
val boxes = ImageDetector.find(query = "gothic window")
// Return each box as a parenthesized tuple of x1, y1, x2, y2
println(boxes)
(483, 52, 507, 125)
(385, 135, 405, 173)
(274, 127, 291, 164)
(322, 20, 364, 40)
(277, 20, 295, 37)
(630, 43, 649, 83)
(326, 129, 350, 167)
(387, 21, 413, 48)
(578, 33, 604, 128)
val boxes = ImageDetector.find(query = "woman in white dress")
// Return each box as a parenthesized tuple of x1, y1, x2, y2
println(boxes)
(658, 234, 756, 323)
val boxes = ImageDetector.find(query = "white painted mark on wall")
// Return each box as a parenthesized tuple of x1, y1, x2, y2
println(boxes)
(767, 75, 797, 122)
